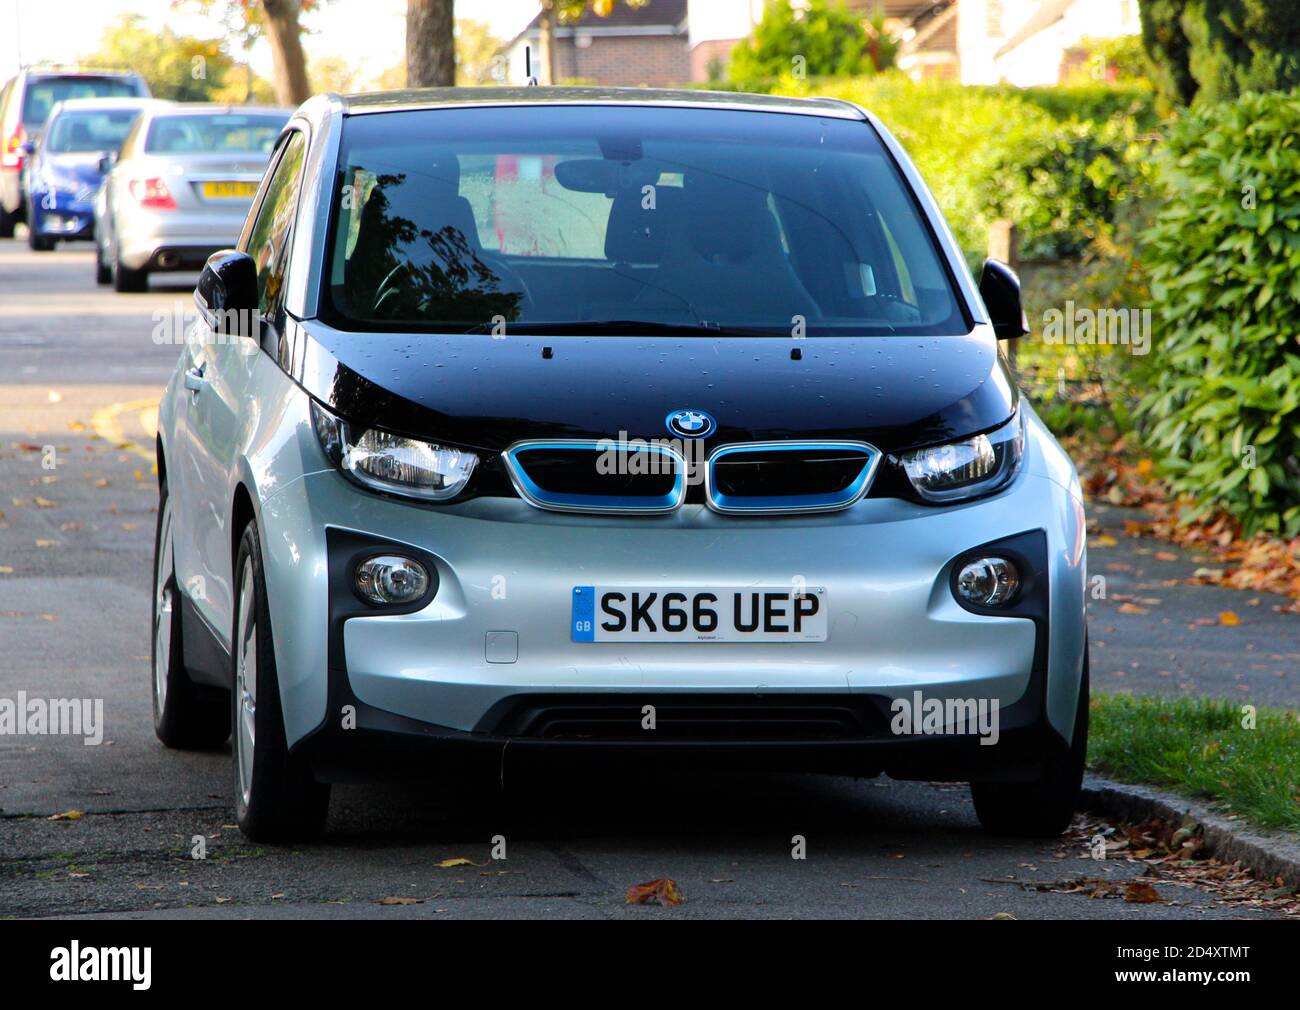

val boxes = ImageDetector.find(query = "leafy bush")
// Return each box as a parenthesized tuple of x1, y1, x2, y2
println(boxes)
(1137, 90, 1300, 536)
(751, 75, 1158, 264)
(1141, 0, 1300, 105)
(727, 1, 893, 83)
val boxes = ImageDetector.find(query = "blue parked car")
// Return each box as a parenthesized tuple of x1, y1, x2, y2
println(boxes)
(0, 66, 150, 237)
(22, 97, 159, 251)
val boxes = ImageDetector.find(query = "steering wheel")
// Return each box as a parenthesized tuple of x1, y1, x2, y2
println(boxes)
(370, 247, 533, 322)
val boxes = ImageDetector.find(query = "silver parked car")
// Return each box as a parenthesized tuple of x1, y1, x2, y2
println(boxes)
(152, 89, 1088, 843)
(95, 104, 290, 291)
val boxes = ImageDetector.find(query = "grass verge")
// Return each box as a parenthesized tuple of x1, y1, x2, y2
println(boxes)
(1088, 693, 1300, 833)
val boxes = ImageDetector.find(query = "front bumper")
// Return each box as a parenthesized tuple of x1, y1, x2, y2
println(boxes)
(255, 417, 1088, 780)
(30, 191, 95, 239)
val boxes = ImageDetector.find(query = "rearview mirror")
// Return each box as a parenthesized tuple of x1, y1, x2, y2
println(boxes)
(979, 259, 1029, 339)
(554, 158, 658, 195)
(195, 250, 259, 339)
(554, 158, 622, 195)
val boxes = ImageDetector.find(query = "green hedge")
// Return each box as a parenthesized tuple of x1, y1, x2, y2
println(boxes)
(1137, 90, 1300, 536)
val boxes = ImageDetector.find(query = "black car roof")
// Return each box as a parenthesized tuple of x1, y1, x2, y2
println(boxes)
(335, 86, 865, 120)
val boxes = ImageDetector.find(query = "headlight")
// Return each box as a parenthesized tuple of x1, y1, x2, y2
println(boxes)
(899, 410, 1023, 503)
(311, 400, 478, 501)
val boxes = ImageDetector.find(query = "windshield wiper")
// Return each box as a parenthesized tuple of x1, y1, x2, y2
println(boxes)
(458, 319, 790, 338)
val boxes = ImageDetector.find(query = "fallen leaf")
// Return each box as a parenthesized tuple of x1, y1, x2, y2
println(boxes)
(94, 478, 110, 488)
(1218, 611, 1241, 627)
(625, 878, 684, 906)
(1118, 603, 1147, 614)
(0, 566, 12, 574)
(435, 857, 483, 868)
(1154, 551, 1178, 561)
(33, 497, 56, 509)
(1092, 534, 1118, 548)
(377, 895, 423, 906)
(47, 810, 83, 821)
(1123, 880, 1163, 904)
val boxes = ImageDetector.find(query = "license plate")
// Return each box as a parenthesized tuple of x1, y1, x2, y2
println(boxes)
(200, 180, 258, 199)
(571, 586, 827, 643)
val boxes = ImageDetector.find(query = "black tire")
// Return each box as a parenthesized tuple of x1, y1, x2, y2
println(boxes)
(232, 520, 330, 842)
(0, 202, 16, 238)
(113, 258, 148, 292)
(152, 481, 230, 748)
(970, 645, 1089, 837)
(95, 241, 112, 284)
(28, 229, 55, 251)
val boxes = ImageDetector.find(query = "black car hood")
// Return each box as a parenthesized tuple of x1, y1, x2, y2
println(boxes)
(295, 324, 1017, 455)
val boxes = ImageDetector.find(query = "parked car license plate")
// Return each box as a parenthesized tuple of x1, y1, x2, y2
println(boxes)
(571, 586, 827, 643)
(201, 180, 258, 199)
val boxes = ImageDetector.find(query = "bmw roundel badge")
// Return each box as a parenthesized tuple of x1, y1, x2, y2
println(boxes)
(665, 409, 716, 439)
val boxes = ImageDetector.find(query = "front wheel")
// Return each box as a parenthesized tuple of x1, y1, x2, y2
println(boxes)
(970, 645, 1089, 837)
(27, 226, 55, 251)
(232, 520, 330, 842)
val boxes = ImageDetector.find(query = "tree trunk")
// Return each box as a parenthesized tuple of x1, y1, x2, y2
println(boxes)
(261, 0, 312, 105)
(538, 3, 558, 84)
(406, 0, 455, 88)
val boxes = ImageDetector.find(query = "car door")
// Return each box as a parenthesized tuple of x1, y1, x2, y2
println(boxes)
(176, 129, 308, 651)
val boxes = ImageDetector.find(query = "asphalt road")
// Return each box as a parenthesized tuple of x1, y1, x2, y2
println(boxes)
(0, 237, 1296, 920)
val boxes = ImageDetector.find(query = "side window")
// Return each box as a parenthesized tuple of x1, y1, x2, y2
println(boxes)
(244, 130, 307, 318)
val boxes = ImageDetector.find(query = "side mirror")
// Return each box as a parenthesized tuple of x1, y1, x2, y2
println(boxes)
(979, 259, 1029, 339)
(195, 250, 259, 339)
(20, 140, 36, 156)
(97, 152, 116, 175)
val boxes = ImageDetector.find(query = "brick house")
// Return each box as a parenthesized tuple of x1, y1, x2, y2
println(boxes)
(504, 0, 691, 88)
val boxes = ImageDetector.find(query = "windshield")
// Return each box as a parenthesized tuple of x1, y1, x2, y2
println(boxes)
(45, 108, 141, 153)
(325, 105, 967, 336)
(23, 77, 142, 127)
(144, 114, 285, 154)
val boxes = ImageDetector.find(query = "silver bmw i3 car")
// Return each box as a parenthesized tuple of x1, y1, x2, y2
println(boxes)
(152, 88, 1088, 842)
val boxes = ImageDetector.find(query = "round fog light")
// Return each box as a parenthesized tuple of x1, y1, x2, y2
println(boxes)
(956, 556, 1020, 607)
(354, 555, 429, 605)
